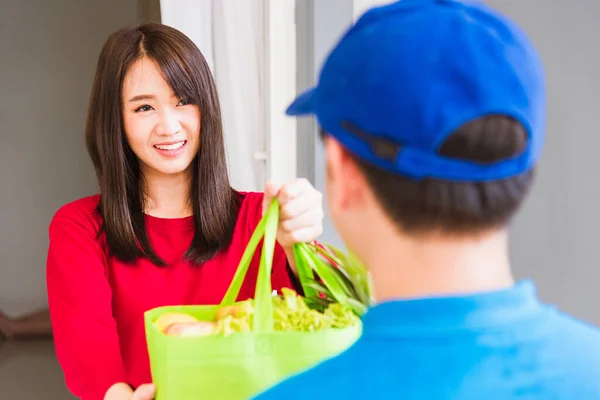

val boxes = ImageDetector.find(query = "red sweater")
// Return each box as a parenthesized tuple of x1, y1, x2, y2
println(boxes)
(46, 192, 295, 400)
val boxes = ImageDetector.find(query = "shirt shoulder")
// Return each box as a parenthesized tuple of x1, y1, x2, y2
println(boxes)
(545, 310, 600, 359)
(505, 309, 600, 397)
(253, 308, 600, 399)
(50, 194, 103, 237)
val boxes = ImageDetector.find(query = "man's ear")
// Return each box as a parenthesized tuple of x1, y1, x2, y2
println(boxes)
(324, 135, 365, 209)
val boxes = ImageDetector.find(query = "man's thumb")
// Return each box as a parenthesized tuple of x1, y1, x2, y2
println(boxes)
(131, 383, 156, 400)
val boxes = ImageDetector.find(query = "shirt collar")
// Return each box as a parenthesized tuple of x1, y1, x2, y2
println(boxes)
(361, 280, 546, 336)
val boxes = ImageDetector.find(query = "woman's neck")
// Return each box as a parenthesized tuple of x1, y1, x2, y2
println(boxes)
(141, 168, 193, 219)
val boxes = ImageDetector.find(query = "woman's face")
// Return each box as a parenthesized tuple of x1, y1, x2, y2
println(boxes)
(122, 57, 201, 179)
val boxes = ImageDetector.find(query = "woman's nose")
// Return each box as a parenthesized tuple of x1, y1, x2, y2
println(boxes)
(155, 109, 182, 136)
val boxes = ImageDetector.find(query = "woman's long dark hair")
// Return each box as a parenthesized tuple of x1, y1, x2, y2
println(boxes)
(85, 23, 239, 266)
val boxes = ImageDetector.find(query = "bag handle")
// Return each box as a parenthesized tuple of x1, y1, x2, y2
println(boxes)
(219, 209, 267, 307)
(218, 199, 279, 332)
(218, 198, 362, 332)
(252, 199, 278, 332)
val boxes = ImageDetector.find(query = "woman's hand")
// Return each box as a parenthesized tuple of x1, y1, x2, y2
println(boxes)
(104, 383, 156, 400)
(262, 178, 324, 250)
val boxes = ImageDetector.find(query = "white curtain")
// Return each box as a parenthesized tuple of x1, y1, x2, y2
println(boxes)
(160, 0, 266, 192)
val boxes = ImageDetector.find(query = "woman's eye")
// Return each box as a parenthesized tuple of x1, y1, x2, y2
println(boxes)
(178, 98, 193, 106)
(135, 105, 153, 112)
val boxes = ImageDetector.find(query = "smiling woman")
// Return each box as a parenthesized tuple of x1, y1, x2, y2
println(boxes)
(83, 24, 234, 267)
(46, 23, 324, 400)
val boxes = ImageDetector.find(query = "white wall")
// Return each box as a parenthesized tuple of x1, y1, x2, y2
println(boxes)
(296, 0, 391, 249)
(487, 0, 600, 325)
(296, 0, 355, 250)
(0, 0, 147, 316)
(353, 0, 393, 19)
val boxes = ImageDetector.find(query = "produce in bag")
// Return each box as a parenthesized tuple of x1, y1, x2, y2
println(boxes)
(144, 200, 373, 399)
(153, 288, 361, 338)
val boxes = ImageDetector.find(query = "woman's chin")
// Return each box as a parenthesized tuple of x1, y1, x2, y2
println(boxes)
(144, 161, 194, 178)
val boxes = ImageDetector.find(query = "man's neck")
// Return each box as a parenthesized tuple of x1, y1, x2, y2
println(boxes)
(364, 228, 514, 302)
(142, 168, 193, 219)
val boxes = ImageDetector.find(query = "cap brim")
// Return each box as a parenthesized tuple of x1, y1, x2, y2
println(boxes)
(286, 88, 317, 116)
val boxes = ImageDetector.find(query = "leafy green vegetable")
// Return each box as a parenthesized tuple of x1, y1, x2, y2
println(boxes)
(212, 240, 373, 337)
(295, 242, 374, 317)
(213, 314, 252, 336)
(213, 288, 359, 336)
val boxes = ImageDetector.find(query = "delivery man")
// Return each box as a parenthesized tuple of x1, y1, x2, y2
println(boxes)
(254, 0, 600, 398)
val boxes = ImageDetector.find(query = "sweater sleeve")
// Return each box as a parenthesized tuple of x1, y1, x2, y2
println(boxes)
(46, 214, 128, 400)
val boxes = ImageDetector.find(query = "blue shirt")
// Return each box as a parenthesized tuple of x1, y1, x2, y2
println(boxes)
(253, 281, 600, 399)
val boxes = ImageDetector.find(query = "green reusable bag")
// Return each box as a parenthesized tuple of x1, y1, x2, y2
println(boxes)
(144, 200, 362, 400)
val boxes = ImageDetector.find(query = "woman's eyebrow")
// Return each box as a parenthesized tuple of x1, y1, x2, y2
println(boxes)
(128, 94, 156, 102)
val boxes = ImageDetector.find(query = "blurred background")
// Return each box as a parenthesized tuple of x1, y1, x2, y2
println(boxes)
(1, 0, 599, 398)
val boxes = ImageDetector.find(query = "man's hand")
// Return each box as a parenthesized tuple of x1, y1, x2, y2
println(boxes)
(104, 382, 156, 400)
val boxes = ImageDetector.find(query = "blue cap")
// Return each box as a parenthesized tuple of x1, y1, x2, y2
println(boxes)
(287, 0, 546, 181)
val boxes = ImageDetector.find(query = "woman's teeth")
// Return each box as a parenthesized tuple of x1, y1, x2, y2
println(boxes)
(154, 141, 185, 150)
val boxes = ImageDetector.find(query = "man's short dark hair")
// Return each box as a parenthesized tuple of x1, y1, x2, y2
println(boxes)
(332, 115, 535, 235)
